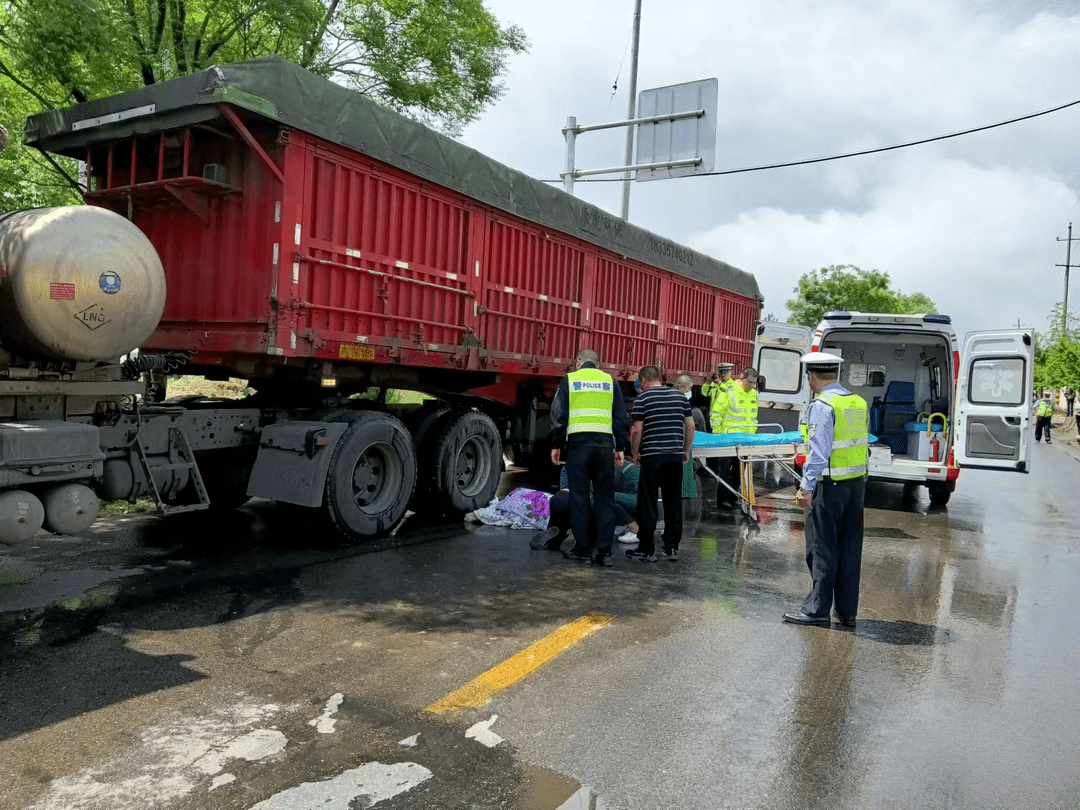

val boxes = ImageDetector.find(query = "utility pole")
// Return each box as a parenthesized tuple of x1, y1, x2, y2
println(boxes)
(620, 0, 642, 221)
(1056, 222, 1080, 335)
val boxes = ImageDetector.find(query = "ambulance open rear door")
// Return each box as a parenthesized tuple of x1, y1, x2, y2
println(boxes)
(954, 329, 1035, 472)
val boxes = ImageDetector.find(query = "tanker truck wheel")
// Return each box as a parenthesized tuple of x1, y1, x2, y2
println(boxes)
(432, 410, 503, 514)
(324, 412, 417, 540)
(0, 489, 45, 543)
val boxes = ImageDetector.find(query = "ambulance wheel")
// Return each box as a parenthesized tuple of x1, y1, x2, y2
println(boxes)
(928, 482, 953, 507)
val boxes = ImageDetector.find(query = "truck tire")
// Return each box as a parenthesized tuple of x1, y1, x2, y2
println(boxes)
(325, 412, 417, 539)
(432, 410, 502, 514)
(408, 408, 452, 512)
(928, 481, 953, 507)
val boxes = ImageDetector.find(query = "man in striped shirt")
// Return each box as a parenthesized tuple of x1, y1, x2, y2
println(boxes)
(627, 366, 695, 562)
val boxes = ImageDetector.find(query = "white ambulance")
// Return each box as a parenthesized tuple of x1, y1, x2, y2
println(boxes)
(754, 311, 1035, 506)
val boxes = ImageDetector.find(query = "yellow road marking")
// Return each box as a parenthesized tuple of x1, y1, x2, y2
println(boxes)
(426, 613, 613, 714)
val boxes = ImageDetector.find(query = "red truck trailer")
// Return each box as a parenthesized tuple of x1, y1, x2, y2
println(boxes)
(4, 56, 761, 542)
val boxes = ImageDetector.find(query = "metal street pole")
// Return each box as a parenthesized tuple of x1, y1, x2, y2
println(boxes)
(1056, 222, 1080, 335)
(620, 0, 642, 221)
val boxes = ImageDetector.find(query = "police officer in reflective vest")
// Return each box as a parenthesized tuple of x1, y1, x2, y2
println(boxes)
(714, 367, 759, 508)
(1034, 393, 1053, 444)
(701, 362, 735, 433)
(550, 349, 631, 566)
(784, 352, 869, 627)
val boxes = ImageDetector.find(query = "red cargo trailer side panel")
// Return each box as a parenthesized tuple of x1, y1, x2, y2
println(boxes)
(102, 110, 756, 393)
(292, 137, 474, 364)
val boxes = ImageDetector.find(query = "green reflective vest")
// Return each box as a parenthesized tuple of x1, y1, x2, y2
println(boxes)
(1035, 399, 1053, 417)
(567, 368, 615, 436)
(722, 385, 758, 433)
(817, 390, 869, 480)
(703, 378, 734, 431)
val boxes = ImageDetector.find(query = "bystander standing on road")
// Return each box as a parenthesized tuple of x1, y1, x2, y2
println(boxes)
(549, 349, 629, 567)
(626, 366, 694, 562)
(1066, 388, 1075, 418)
(783, 352, 869, 628)
(714, 368, 760, 509)
(1034, 393, 1054, 445)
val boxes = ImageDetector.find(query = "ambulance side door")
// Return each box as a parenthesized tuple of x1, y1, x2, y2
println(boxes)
(954, 329, 1034, 472)
(753, 321, 814, 409)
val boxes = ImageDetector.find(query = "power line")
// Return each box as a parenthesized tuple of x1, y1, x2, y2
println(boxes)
(542, 96, 1080, 183)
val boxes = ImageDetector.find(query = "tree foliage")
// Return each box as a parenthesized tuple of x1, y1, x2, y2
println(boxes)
(785, 264, 938, 327)
(0, 0, 527, 208)
(1033, 303, 1080, 391)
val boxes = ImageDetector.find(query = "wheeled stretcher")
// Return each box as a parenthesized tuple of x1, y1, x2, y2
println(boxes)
(691, 425, 804, 521)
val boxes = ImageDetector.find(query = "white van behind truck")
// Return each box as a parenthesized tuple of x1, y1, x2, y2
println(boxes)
(754, 312, 1035, 505)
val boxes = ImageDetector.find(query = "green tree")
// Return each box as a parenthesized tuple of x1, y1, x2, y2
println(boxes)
(785, 264, 938, 327)
(1033, 303, 1080, 392)
(0, 0, 527, 207)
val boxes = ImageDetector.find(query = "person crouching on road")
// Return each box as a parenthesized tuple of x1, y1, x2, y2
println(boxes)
(626, 366, 695, 563)
(549, 348, 631, 567)
(783, 352, 869, 628)
(1034, 393, 1054, 445)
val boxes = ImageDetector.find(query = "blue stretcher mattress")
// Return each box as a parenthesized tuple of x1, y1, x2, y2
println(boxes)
(693, 431, 803, 448)
(904, 421, 944, 433)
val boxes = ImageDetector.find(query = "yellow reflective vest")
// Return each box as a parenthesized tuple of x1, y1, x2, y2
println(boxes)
(1035, 399, 1053, 418)
(818, 390, 869, 480)
(566, 368, 615, 436)
(702, 378, 734, 431)
(720, 384, 758, 433)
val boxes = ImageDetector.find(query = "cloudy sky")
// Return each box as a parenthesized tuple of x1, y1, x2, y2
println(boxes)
(459, 0, 1080, 341)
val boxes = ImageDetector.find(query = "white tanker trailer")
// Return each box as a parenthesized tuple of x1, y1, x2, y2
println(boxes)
(0, 206, 261, 542)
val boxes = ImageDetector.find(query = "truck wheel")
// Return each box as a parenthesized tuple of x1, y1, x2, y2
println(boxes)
(325, 412, 417, 539)
(433, 410, 502, 514)
(408, 408, 452, 512)
(928, 482, 953, 507)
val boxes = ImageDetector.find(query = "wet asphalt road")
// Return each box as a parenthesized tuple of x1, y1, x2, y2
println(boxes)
(2, 437, 1080, 810)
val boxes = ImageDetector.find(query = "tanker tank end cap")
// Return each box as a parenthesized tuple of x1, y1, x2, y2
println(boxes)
(800, 351, 843, 371)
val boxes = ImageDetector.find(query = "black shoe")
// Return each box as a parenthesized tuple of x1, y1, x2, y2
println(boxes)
(832, 611, 856, 627)
(625, 548, 657, 562)
(563, 548, 591, 563)
(782, 611, 830, 626)
(593, 551, 614, 567)
(664, 547, 679, 562)
(530, 527, 561, 550)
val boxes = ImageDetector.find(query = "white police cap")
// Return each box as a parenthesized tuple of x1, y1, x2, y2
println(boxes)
(800, 351, 843, 371)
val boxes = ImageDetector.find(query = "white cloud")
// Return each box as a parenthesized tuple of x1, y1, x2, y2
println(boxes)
(463, 1, 1080, 338)
(689, 157, 1077, 337)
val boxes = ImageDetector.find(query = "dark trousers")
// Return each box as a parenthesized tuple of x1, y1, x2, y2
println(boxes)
(636, 454, 685, 554)
(1068, 399, 1075, 417)
(803, 477, 866, 619)
(549, 489, 631, 545)
(1035, 415, 1052, 443)
(716, 457, 742, 506)
(565, 442, 616, 555)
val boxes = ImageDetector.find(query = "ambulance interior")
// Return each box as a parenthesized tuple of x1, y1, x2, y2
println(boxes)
(819, 330, 953, 463)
